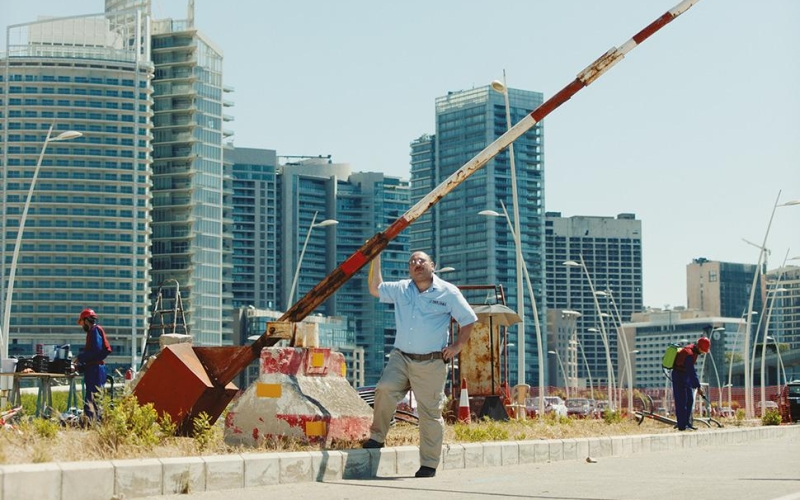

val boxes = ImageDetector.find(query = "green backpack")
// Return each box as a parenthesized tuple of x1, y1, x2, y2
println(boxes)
(662, 343, 683, 370)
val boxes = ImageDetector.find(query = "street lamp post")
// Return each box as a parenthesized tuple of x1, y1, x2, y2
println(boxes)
(596, 290, 634, 413)
(564, 257, 616, 409)
(742, 191, 800, 418)
(548, 350, 569, 400)
(571, 339, 594, 401)
(437, 267, 456, 274)
(1, 125, 82, 360)
(727, 311, 756, 409)
(490, 73, 525, 389)
(760, 285, 787, 416)
(479, 204, 545, 417)
(288, 211, 338, 306)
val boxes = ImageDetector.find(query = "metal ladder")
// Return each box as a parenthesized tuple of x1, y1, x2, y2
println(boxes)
(141, 279, 189, 365)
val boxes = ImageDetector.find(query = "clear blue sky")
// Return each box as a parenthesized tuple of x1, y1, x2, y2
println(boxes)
(3, 1, 799, 311)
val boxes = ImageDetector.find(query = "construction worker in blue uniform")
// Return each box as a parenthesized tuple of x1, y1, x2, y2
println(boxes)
(672, 336, 710, 431)
(75, 308, 112, 422)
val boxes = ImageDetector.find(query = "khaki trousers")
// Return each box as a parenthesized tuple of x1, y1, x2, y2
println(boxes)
(370, 349, 447, 469)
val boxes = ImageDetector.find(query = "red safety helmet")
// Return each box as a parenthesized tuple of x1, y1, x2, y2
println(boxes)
(697, 337, 711, 353)
(78, 308, 97, 324)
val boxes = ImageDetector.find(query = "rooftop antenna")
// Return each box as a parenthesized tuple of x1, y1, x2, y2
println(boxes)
(187, 0, 195, 27)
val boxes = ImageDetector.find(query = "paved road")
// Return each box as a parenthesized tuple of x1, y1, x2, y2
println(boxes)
(147, 433, 800, 500)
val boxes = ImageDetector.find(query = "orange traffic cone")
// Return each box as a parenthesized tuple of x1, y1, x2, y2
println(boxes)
(458, 378, 471, 424)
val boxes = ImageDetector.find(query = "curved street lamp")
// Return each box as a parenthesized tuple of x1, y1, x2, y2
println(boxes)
(288, 212, 338, 306)
(489, 72, 525, 391)
(741, 191, 799, 418)
(479, 205, 545, 417)
(564, 258, 616, 409)
(1, 125, 83, 359)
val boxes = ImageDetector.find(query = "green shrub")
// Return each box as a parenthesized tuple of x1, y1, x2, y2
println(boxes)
(761, 408, 782, 426)
(192, 412, 217, 451)
(453, 418, 510, 442)
(94, 393, 161, 451)
(603, 409, 623, 424)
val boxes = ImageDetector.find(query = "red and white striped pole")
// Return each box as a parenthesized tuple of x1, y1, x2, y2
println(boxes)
(229, 0, 705, 386)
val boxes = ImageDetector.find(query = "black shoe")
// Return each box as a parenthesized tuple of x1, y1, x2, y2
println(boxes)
(415, 466, 436, 478)
(362, 439, 384, 449)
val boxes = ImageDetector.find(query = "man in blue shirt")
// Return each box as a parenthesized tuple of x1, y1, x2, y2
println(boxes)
(362, 251, 477, 478)
(75, 308, 112, 422)
(672, 336, 709, 431)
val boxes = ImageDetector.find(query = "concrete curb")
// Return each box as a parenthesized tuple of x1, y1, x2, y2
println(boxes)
(1, 425, 797, 500)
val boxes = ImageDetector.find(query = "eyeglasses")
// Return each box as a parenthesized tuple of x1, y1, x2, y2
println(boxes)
(408, 258, 428, 266)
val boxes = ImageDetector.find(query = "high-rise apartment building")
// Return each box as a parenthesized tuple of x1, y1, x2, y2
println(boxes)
(687, 258, 764, 319)
(276, 158, 410, 384)
(545, 212, 643, 388)
(148, 10, 233, 346)
(766, 265, 800, 351)
(227, 147, 278, 310)
(410, 85, 545, 386)
(0, 12, 153, 367)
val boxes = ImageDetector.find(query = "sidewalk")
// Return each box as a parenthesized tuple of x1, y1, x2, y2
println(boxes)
(1, 424, 797, 500)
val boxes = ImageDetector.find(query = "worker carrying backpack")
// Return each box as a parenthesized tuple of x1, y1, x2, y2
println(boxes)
(662, 343, 683, 370)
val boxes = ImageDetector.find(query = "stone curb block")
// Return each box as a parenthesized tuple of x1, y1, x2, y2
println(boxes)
(0, 425, 796, 500)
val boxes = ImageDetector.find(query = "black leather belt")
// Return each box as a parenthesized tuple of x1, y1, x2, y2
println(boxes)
(398, 350, 443, 362)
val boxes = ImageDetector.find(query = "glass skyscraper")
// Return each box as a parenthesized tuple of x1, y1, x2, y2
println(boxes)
(148, 14, 233, 346)
(0, 12, 153, 367)
(410, 85, 546, 386)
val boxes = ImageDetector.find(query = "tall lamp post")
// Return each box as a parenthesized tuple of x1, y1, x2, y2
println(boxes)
(727, 312, 756, 409)
(490, 73, 525, 388)
(561, 310, 581, 396)
(564, 258, 616, 409)
(741, 191, 799, 418)
(760, 285, 787, 416)
(548, 350, 569, 400)
(596, 290, 633, 413)
(288, 212, 338, 306)
(1, 125, 82, 360)
(479, 204, 545, 417)
(571, 339, 594, 401)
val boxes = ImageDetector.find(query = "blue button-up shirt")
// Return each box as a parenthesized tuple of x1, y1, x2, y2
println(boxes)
(379, 274, 478, 354)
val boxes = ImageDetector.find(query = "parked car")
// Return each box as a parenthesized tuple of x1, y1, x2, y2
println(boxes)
(526, 396, 568, 418)
(595, 400, 611, 417)
(755, 400, 779, 412)
(565, 398, 596, 418)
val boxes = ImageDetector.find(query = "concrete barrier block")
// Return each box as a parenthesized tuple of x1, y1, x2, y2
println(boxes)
(3, 463, 60, 500)
(113, 458, 163, 499)
(548, 439, 563, 462)
(392, 446, 418, 476)
(442, 443, 465, 470)
(517, 441, 536, 464)
(461, 443, 484, 468)
(639, 434, 654, 453)
(60, 460, 114, 500)
(611, 436, 632, 456)
(242, 453, 280, 488)
(499, 441, 519, 466)
(533, 440, 550, 463)
(276, 451, 313, 483)
(573, 438, 590, 460)
(203, 455, 243, 491)
(341, 449, 372, 479)
(482, 442, 502, 467)
(682, 432, 698, 448)
(650, 434, 670, 452)
(562, 439, 577, 461)
(589, 437, 612, 458)
(310, 450, 344, 481)
(160, 457, 205, 495)
(373, 448, 397, 477)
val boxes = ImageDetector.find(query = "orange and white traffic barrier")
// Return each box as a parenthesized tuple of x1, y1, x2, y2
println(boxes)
(458, 378, 471, 424)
